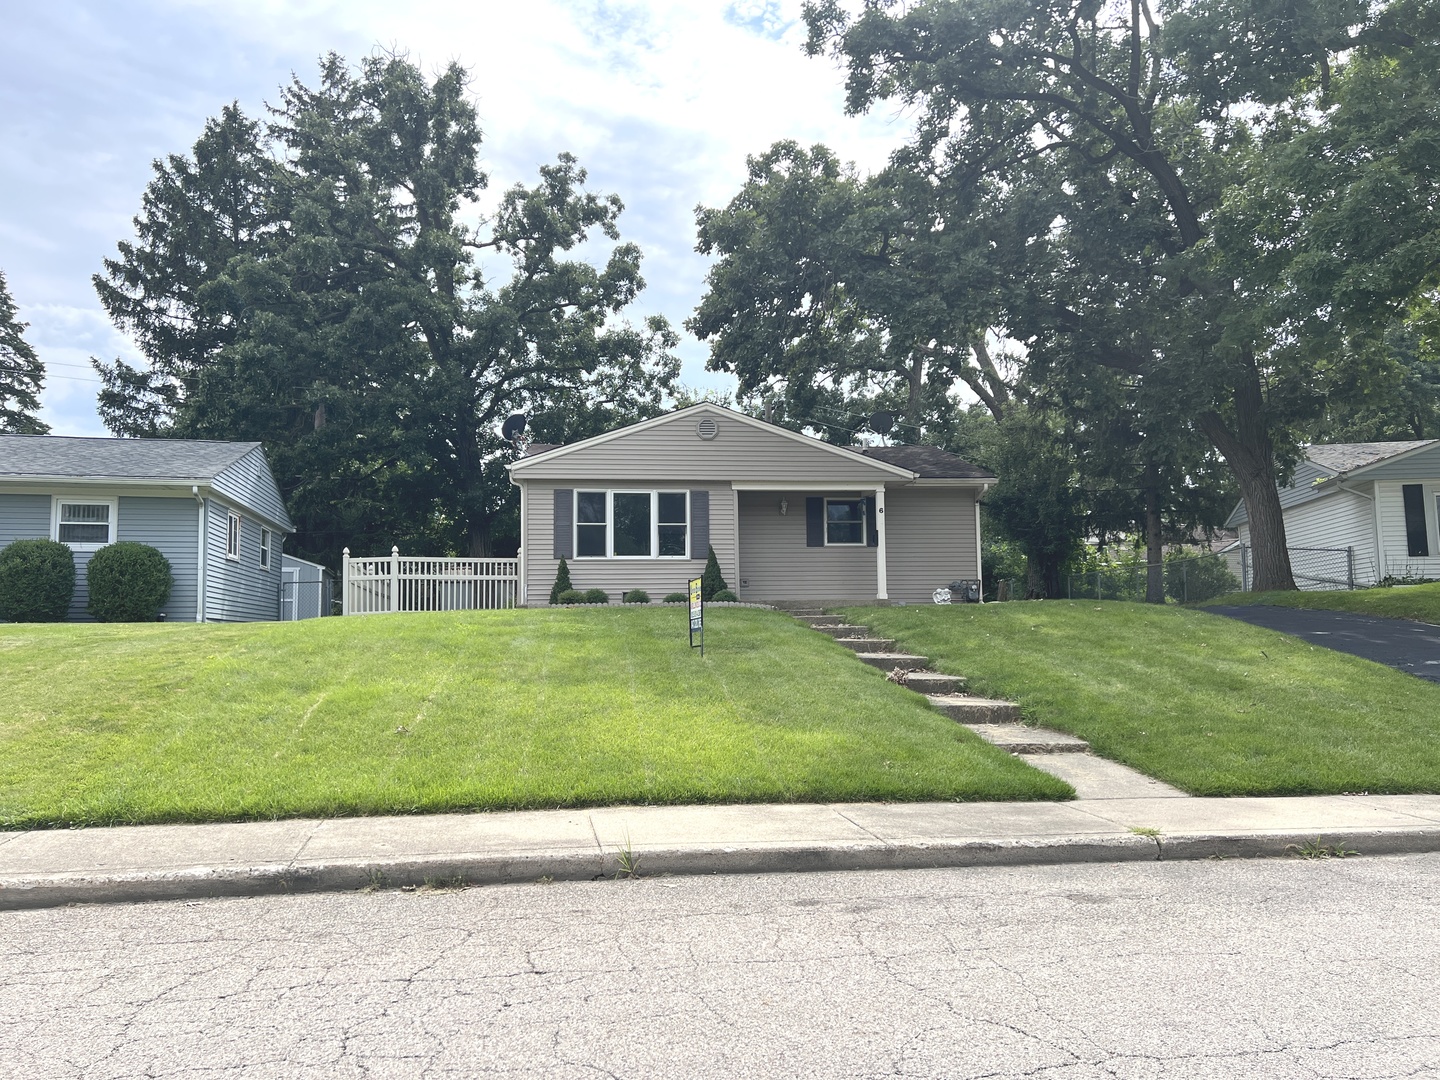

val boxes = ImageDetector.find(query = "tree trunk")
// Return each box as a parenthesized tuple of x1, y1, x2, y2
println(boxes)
(1143, 457, 1164, 604)
(1197, 358, 1297, 592)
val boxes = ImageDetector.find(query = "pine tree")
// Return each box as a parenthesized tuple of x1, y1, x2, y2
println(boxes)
(0, 269, 48, 434)
(549, 557, 573, 604)
(701, 546, 727, 602)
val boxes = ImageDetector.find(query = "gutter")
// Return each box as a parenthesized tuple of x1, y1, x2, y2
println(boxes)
(192, 486, 206, 623)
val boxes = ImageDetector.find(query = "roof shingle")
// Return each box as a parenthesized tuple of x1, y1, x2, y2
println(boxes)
(0, 435, 261, 480)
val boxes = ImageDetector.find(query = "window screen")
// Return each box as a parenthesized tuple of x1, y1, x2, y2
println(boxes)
(1402, 484, 1430, 558)
(576, 492, 607, 557)
(58, 503, 110, 544)
(826, 499, 865, 545)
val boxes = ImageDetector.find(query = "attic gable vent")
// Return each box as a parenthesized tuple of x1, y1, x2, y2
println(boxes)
(696, 417, 719, 440)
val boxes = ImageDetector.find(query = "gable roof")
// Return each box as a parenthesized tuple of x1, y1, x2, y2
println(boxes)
(508, 404, 919, 482)
(851, 444, 995, 480)
(1225, 439, 1440, 527)
(1304, 441, 1438, 475)
(0, 435, 261, 481)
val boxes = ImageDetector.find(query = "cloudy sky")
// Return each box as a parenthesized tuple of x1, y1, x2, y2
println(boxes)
(1, 0, 912, 436)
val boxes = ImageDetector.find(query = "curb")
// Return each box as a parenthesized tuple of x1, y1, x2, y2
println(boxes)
(4, 828, 1440, 912)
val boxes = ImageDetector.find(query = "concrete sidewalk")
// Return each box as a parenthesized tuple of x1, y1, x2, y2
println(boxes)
(5, 794, 1440, 911)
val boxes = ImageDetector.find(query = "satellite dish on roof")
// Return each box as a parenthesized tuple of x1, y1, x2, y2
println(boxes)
(501, 414, 527, 443)
(869, 410, 895, 435)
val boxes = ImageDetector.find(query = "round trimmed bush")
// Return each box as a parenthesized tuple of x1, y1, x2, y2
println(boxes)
(583, 588, 610, 604)
(0, 539, 76, 622)
(622, 589, 650, 604)
(556, 589, 586, 605)
(86, 542, 172, 622)
(712, 589, 738, 602)
(662, 592, 688, 604)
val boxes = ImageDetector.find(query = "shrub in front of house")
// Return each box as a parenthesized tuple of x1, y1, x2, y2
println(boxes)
(701, 545, 728, 601)
(86, 542, 173, 622)
(622, 589, 650, 604)
(711, 589, 738, 602)
(663, 592, 688, 603)
(549, 557, 573, 604)
(583, 588, 610, 604)
(556, 589, 586, 605)
(0, 539, 76, 622)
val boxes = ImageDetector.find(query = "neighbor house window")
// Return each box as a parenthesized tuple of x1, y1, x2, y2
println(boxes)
(825, 499, 865, 545)
(574, 490, 688, 558)
(226, 512, 241, 560)
(1402, 484, 1430, 558)
(259, 528, 271, 570)
(56, 502, 113, 546)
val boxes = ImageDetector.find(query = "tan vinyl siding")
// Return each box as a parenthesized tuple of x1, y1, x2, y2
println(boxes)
(735, 490, 878, 603)
(884, 486, 980, 603)
(522, 481, 734, 604)
(513, 410, 904, 485)
(1280, 488, 1379, 585)
(1375, 479, 1440, 581)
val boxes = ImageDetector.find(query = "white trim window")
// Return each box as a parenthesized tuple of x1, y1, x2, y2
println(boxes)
(574, 490, 689, 559)
(825, 498, 866, 545)
(226, 511, 242, 560)
(54, 499, 116, 548)
(259, 527, 271, 570)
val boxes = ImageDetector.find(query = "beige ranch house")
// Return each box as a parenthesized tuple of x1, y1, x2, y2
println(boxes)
(507, 404, 995, 606)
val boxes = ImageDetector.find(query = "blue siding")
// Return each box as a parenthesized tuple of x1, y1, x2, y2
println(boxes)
(211, 447, 292, 531)
(204, 498, 281, 621)
(0, 493, 52, 544)
(117, 496, 200, 623)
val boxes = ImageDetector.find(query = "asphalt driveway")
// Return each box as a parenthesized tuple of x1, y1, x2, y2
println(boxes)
(1208, 604, 1440, 683)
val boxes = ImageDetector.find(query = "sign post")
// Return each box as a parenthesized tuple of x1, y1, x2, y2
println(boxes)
(688, 576, 704, 657)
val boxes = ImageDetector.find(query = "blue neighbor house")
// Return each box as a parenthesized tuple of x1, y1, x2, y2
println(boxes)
(0, 435, 293, 622)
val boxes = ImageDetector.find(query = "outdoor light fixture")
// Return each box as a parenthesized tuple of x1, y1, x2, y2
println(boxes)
(779, 498, 788, 515)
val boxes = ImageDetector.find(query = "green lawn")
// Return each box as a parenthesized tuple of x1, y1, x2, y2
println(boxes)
(1201, 581, 1440, 624)
(0, 607, 1069, 829)
(844, 602, 1440, 797)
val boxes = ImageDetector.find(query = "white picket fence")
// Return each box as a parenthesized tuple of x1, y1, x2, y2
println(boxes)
(342, 547, 519, 614)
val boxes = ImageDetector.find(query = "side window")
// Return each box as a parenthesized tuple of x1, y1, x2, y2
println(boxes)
(576, 492, 607, 557)
(226, 512, 241, 560)
(260, 528, 271, 570)
(825, 499, 865, 545)
(56, 502, 112, 546)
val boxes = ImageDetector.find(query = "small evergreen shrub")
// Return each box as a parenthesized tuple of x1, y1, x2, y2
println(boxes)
(583, 588, 610, 604)
(549, 557, 573, 604)
(662, 592, 688, 604)
(86, 542, 172, 622)
(0, 539, 76, 622)
(622, 589, 650, 604)
(556, 589, 586, 605)
(712, 589, 738, 602)
(700, 546, 728, 601)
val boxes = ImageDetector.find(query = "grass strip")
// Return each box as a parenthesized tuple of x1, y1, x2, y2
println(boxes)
(844, 601, 1440, 797)
(1200, 581, 1440, 624)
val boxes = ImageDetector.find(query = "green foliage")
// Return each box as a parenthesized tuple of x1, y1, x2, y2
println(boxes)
(0, 540, 74, 622)
(1201, 580, 1440, 624)
(712, 589, 738, 602)
(0, 269, 48, 435)
(622, 589, 651, 604)
(1165, 553, 1242, 605)
(549, 558, 573, 605)
(662, 592, 688, 603)
(556, 590, 586, 605)
(701, 546, 728, 601)
(582, 588, 610, 605)
(86, 542, 173, 622)
(93, 55, 679, 564)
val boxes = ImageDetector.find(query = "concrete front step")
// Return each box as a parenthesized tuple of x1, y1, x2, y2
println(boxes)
(966, 723, 1090, 755)
(901, 672, 966, 695)
(856, 652, 929, 672)
(834, 637, 896, 653)
(925, 694, 1022, 724)
(811, 624, 874, 639)
(794, 614, 843, 625)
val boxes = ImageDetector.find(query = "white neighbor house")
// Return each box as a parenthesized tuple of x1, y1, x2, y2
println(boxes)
(1225, 440, 1440, 586)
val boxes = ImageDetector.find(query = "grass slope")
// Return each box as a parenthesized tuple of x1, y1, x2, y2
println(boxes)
(844, 602, 1440, 797)
(1202, 581, 1440, 624)
(0, 608, 1069, 829)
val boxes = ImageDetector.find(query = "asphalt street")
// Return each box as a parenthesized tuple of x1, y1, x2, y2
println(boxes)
(1207, 604, 1440, 682)
(3, 854, 1439, 1079)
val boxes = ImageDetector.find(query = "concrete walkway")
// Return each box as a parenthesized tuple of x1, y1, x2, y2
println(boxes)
(4, 795, 1440, 911)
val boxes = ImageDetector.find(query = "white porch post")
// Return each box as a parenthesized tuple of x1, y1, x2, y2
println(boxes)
(389, 545, 400, 613)
(875, 486, 888, 601)
(341, 547, 351, 615)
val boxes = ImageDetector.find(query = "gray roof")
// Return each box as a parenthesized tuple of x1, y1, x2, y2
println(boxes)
(0, 435, 262, 480)
(520, 442, 561, 458)
(1304, 441, 1438, 475)
(851, 444, 995, 480)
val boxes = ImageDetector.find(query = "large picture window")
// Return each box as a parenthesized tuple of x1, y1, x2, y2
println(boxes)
(574, 490, 689, 558)
(825, 499, 865, 545)
(56, 502, 113, 546)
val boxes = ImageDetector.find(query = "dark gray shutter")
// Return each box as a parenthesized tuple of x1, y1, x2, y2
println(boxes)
(806, 497, 824, 547)
(865, 496, 879, 547)
(1403, 484, 1430, 557)
(553, 489, 574, 559)
(689, 490, 709, 558)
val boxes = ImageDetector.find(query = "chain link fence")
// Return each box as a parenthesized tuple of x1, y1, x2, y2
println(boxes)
(281, 577, 338, 620)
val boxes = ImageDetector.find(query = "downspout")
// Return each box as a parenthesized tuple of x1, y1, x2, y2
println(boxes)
(511, 475, 527, 607)
(1333, 476, 1380, 585)
(192, 486, 207, 623)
